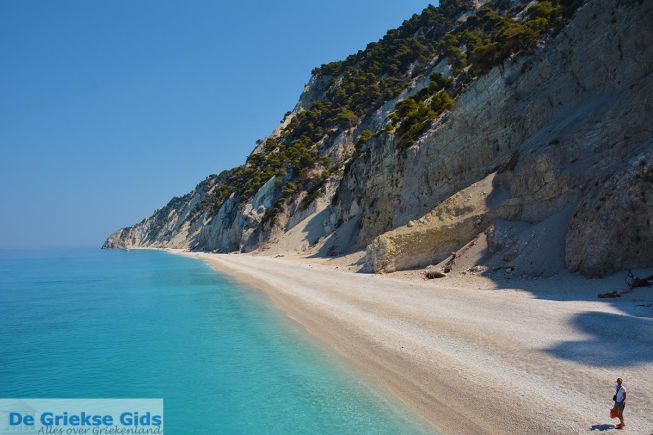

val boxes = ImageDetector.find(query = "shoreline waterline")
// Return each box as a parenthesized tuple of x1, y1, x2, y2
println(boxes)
(177, 250, 450, 433)
(171, 249, 653, 434)
(172, 249, 439, 434)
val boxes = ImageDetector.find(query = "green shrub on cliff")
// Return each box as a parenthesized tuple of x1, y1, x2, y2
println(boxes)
(430, 90, 455, 113)
(357, 129, 374, 147)
(388, 70, 457, 150)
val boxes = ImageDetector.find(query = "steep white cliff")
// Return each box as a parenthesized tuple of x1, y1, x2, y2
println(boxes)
(105, 0, 653, 277)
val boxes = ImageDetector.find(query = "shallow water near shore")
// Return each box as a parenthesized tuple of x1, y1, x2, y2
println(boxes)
(0, 249, 432, 434)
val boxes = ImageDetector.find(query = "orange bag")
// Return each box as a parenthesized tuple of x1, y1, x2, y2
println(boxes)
(610, 407, 617, 419)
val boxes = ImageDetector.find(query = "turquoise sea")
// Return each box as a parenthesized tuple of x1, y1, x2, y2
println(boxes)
(0, 249, 431, 434)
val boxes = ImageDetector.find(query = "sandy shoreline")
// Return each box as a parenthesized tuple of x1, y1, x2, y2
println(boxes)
(172, 250, 653, 434)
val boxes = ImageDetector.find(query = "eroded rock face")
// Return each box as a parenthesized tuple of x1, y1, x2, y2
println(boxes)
(366, 174, 494, 273)
(343, 0, 653, 276)
(566, 153, 653, 276)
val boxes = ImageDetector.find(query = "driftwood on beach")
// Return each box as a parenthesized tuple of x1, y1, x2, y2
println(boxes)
(598, 271, 653, 298)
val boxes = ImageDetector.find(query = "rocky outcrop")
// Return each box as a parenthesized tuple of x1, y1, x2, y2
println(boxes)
(566, 153, 653, 276)
(366, 174, 494, 272)
(105, 0, 653, 277)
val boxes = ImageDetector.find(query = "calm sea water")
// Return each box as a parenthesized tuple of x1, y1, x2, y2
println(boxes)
(0, 249, 431, 434)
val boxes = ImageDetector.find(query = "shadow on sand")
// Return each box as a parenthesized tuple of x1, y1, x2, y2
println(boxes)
(380, 263, 653, 368)
(590, 423, 616, 431)
(545, 310, 653, 367)
(482, 271, 653, 368)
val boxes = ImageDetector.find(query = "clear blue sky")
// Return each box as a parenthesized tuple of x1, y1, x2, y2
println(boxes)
(0, 0, 432, 249)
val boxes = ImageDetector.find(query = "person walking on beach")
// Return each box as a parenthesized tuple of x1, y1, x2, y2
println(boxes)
(613, 378, 627, 429)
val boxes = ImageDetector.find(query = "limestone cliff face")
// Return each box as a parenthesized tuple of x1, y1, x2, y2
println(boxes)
(336, 0, 653, 275)
(105, 0, 653, 277)
(565, 153, 653, 276)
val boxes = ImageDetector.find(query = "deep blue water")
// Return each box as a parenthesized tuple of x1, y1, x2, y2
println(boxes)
(0, 249, 431, 434)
